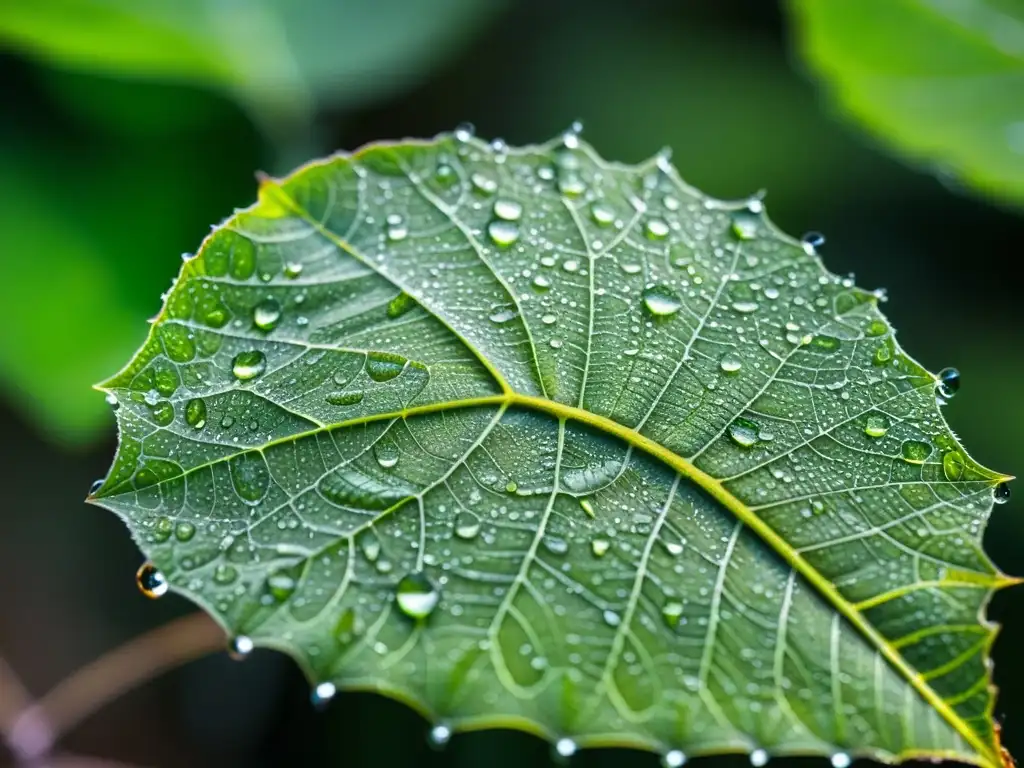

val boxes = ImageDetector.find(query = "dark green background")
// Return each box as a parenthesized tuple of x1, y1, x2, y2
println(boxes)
(1, 2, 1021, 766)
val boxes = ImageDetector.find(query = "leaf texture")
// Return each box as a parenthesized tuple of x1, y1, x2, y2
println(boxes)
(91, 132, 1015, 766)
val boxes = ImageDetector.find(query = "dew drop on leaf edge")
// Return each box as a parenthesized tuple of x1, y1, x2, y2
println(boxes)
(663, 750, 687, 767)
(995, 481, 1011, 504)
(937, 366, 960, 399)
(136, 562, 168, 599)
(229, 635, 254, 660)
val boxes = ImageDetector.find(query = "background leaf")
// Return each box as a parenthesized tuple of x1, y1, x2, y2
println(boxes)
(93, 134, 1013, 767)
(788, 0, 1024, 206)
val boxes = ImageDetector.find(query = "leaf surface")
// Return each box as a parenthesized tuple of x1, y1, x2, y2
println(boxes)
(92, 133, 1014, 766)
(788, 0, 1024, 206)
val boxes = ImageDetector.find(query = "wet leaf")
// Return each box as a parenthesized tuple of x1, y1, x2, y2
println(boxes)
(92, 133, 1014, 766)
(789, 0, 1024, 206)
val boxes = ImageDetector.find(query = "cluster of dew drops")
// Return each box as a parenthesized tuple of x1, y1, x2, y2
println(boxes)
(100, 120, 1011, 766)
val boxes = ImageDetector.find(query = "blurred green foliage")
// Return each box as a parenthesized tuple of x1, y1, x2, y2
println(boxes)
(789, 0, 1024, 206)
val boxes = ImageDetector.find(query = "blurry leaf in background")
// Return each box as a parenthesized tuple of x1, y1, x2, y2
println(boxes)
(0, 0, 503, 143)
(788, 0, 1024, 207)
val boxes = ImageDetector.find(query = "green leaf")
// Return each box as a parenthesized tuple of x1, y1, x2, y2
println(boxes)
(91, 133, 1015, 766)
(787, 0, 1024, 206)
(0, 0, 500, 131)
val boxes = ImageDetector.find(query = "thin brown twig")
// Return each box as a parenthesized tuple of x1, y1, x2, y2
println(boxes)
(9, 613, 225, 759)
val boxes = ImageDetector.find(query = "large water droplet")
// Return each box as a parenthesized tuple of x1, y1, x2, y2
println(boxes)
(454, 511, 481, 539)
(864, 415, 888, 438)
(454, 122, 475, 142)
(185, 398, 207, 429)
(937, 367, 960, 400)
(365, 352, 405, 382)
(591, 538, 610, 557)
(645, 219, 670, 240)
(89, 478, 104, 495)
(901, 440, 932, 464)
(663, 750, 687, 767)
(136, 562, 168, 599)
(214, 564, 238, 585)
(229, 635, 254, 660)
(253, 298, 282, 331)
(175, 521, 196, 542)
(830, 753, 850, 768)
(731, 210, 760, 240)
(493, 199, 523, 221)
(720, 351, 742, 373)
(232, 350, 266, 381)
(801, 231, 825, 253)
(311, 682, 336, 709)
(555, 738, 578, 759)
(284, 261, 303, 279)
(487, 220, 519, 247)
(429, 724, 452, 748)
(642, 285, 682, 316)
(995, 482, 1011, 504)
(374, 440, 399, 469)
(386, 213, 408, 242)
(728, 417, 760, 448)
(731, 300, 759, 314)
(325, 391, 364, 406)
(749, 749, 769, 767)
(591, 203, 615, 227)
(267, 570, 297, 601)
(471, 172, 497, 195)
(942, 450, 966, 481)
(396, 572, 440, 619)
(603, 609, 621, 627)
(662, 601, 684, 627)
(489, 306, 518, 324)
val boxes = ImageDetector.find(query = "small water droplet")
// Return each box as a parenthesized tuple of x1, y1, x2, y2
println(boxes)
(579, 498, 595, 517)
(663, 750, 687, 768)
(645, 219, 670, 240)
(105, 392, 119, 409)
(937, 367, 960, 400)
(311, 682, 336, 708)
(830, 753, 850, 768)
(493, 199, 522, 221)
(284, 261, 303, 278)
(562, 121, 582, 149)
(396, 572, 440, 619)
(720, 351, 742, 373)
(728, 417, 760, 448)
(555, 738, 578, 758)
(185, 398, 207, 429)
(591, 203, 615, 227)
(662, 601, 684, 627)
(995, 482, 1011, 504)
(386, 216, 408, 242)
(864, 416, 888, 438)
(505, 480, 518, 493)
(603, 609, 621, 627)
(642, 285, 682, 316)
(487, 220, 519, 247)
(901, 440, 932, 464)
(374, 440, 399, 469)
(749, 749, 769, 767)
(454, 122, 475, 142)
(229, 635, 254, 660)
(455, 511, 481, 539)
(942, 450, 966, 481)
(136, 562, 168, 599)
(214, 564, 238, 585)
(731, 210, 760, 240)
(232, 351, 266, 381)
(591, 538, 610, 557)
(429, 724, 452, 747)
(253, 298, 282, 331)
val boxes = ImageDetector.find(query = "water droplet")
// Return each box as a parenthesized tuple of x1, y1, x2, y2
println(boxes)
(454, 122, 475, 142)
(663, 750, 687, 768)
(232, 350, 266, 381)
(489, 306, 518, 323)
(942, 450, 966, 481)
(533, 275, 551, 291)
(175, 521, 196, 542)
(88, 479, 104, 495)
(471, 172, 497, 195)
(185, 398, 207, 429)
(728, 417, 760, 448)
(435, 163, 456, 185)
(801, 231, 825, 252)
(505, 480, 518, 493)
(284, 261, 303, 279)
(267, 570, 297, 601)
(555, 738, 577, 758)
(136, 562, 168, 599)
(558, 175, 586, 197)
(387, 292, 416, 318)
(749, 749, 769, 767)
(603, 609, 621, 627)
(311, 682, 336, 708)
(865, 319, 887, 337)
(214, 564, 238, 585)
(995, 482, 1011, 504)
(253, 298, 282, 331)
(731, 210, 760, 240)
(105, 392, 119, 409)
(864, 416, 888, 438)
(662, 601, 684, 627)
(830, 754, 850, 768)
(562, 121, 582, 149)
(591, 203, 615, 227)
(454, 511, 481, 539)
(579, 498, 595, 517)
(937, 367, 960, 400)
(385, 213, 408, 242)
(731, 300, 759, 314)
(429, 724, 452, 747)
(229, 635, 254, 659)
(642, 285, 682, 316)
(646, 219, 670, 239)
(720, 351, 742, 373)
(365, 351, 405, 382)
(541, 313, 557, 325)
(396, 572, 440, 620)
(374, 440, 399, 469)
(493, 199, 522, 221)
(325, 391, 364, 406)
(591, 538, 610, 557)
(901, 440, 932, 464)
